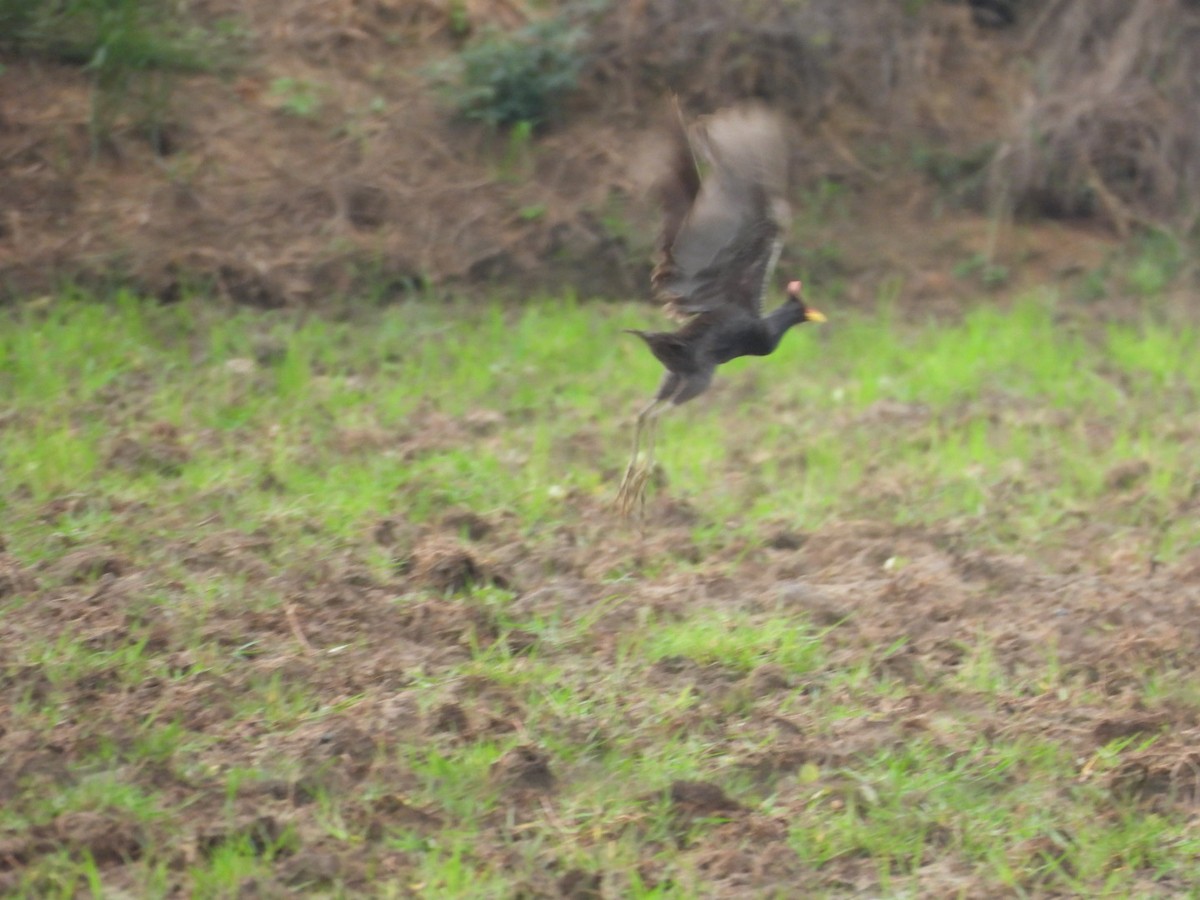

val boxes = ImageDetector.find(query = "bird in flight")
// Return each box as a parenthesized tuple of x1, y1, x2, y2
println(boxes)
(617, 102, 826, 515)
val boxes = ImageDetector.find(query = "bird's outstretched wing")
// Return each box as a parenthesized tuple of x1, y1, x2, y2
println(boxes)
(651, 103, 791, 321)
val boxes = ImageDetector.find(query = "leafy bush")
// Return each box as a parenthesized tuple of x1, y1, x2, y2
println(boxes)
(431, 16, 586, 129)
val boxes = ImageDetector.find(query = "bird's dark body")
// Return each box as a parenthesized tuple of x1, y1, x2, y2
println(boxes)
(616, 100, 825, 513)
(707, 316, 778, 361)
(630, 302, 808, 404)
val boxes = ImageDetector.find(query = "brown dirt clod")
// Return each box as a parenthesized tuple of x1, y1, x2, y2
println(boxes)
(0, 555, 36, 598)
(558, 867, 604, 899)
(668, 780, 744, 818)
(410, 536, 508, 593)
(48, 547, 130, 584)
(53, 810, 144, 865)
(1105, 459, 1151, 492)
(490, 744, 556, 793)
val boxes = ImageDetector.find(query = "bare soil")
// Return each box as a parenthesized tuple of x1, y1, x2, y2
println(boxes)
(4, 466, 1200, 894)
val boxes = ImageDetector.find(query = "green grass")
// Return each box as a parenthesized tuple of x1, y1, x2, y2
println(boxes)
(9, 286, 1196, 548)
(635, 611, 825, 675)
(3, 288, 1200, 896)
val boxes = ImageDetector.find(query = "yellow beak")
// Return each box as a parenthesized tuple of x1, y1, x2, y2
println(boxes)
(805, 308, 827, 323)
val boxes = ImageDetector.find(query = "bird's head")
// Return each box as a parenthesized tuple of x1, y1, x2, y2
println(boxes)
(787, 280, 826, 324)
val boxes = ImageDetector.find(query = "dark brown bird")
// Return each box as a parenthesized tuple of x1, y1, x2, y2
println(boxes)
(617, 103, 826, 514)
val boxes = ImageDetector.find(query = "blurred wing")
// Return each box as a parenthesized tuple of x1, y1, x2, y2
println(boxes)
(652, 105, 791, 320)
(654, 97, 702, 271)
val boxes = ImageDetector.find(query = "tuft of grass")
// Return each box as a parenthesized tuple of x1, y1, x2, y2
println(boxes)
(636, 611, 824, 675)
(268, 77, 323, 119)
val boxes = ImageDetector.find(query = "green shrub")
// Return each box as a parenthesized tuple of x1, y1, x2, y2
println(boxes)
(430, 16, 586, 129)
(1124, 228, 1185, 298)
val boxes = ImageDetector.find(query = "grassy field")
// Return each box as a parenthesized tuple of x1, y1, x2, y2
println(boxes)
(2, 289, 1200, 897)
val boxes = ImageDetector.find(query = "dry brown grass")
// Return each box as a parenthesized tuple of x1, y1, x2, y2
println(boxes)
(989, 0, 1200, 234)
(1, 0, 1195, 303)
(582, 0, 1001, 136)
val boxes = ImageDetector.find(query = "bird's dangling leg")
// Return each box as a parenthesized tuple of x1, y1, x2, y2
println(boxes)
(616, 397, 664, 515)
(644, 407, 662, 474)
(633, 409, 667, 517)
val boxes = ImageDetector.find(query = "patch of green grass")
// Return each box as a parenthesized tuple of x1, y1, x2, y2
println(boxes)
(269, 77, 323, 118)
(953, 251, 1011, 288)
(3, 287, 1197, 553)
(188, 833, 291, 899)
(5, 288, 1200, 895)
(1074, 228, 1194, 304)
(636, 611, 824, 675)
(786, 737, 1200, 893)
(1124, 229, 1185, 297)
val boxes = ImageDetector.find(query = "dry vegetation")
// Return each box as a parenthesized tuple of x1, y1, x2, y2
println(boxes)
(989, 0, 1200, 235)
(1, 0, 1197, 304)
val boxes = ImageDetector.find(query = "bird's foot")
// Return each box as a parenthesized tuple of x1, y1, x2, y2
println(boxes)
(615, 463, 652, 517)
